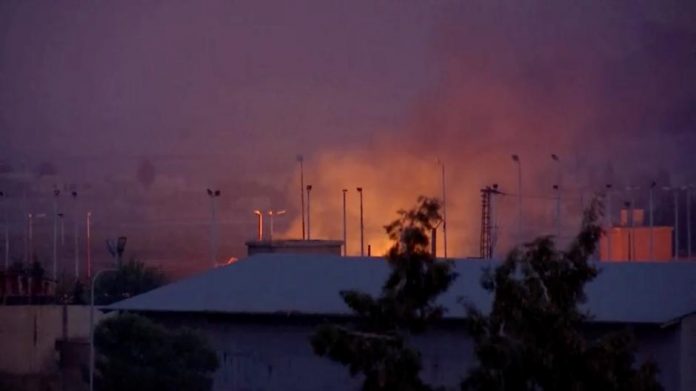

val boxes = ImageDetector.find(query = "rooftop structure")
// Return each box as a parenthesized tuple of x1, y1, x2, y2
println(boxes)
(244, 239, 343, 256)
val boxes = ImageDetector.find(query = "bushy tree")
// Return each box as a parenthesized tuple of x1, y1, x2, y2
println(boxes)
(461, 199, 662, 391)
(95, 259, 166, 305)
(95, 313, 219, 391)
(311, 197, 457, 390)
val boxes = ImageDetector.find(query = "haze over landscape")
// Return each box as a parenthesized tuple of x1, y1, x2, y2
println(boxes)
(1, 0, 695, 275)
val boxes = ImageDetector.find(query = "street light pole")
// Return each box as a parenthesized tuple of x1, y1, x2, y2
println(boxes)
(267, 210, 286, 242)
(89, 268, 117, 391)
(253, 210, 263, 241)
(72, 191, 79, 279)
(688, 186, 693, 259)
(306, 185, 312, 240)
(649, 181, 656, 260)
(206, 189, 221, 268)
(674, 188, 679, 260)
(357, 187, 364, 256)
(551, 154, 561, 239)
(297, 155, 305, 240)
(605, 184, 613, 260)
(342, 189, 348, 256)
(437, 159, 448, 259)
(86, 212, 92, 279)
(512, 155, 522, 242)
(52, 189, 60, 280)
(0, 191, 8, 270)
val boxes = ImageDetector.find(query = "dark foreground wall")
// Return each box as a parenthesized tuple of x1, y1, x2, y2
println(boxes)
(145, 313, 687, 391)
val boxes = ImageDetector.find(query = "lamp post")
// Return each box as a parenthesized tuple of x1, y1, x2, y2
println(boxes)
(206, 189, 221, 267)
(89, 268, 117, 391)
(0, 191, 8, 270)
(437, 159, 448, 259)
(52, 189, 60, 280)
(306, 185, 312, 240)
(86, 212, 92, 279)
(267, 210, 286, 242)
(357, 187, 364, 256)
(72, 191, 79, 279)
(253, 210, 263, 241)
(342, 189, 348, 256)
(511, 154, 522, 242)
(687, 185, 693, 259)
(28, 212, 33, 263)
(297, 155, 305, 240)
(606, 184, 613, 260)
(551, 154, 561, 239)
(649, 181, 656, 260)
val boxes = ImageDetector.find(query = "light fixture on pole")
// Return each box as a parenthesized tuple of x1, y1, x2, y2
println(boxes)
(52, 189, 60, 281)
(437, 159, 448, 259)
(306, 185, 313, 240)
(357, 187, 364, 256)
(0, 191, 8, 270)
(253, 210, 263, 241)
(297, 155, 305, 240)
(511, 154, 522, 242)
(606, 184, 613, 260)
(649, 181, 656, 260)
(342, 189, 348, 256)
(206, 188, 221, 268)
(267, 209, 287, 242)
(551, 154, 561, 239)
(72, 191, 79, 279)
(86, 211, 92, 279)
(687, 185, 693, 259)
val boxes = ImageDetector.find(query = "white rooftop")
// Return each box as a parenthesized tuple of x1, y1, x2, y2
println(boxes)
(108, 254, 696, 324)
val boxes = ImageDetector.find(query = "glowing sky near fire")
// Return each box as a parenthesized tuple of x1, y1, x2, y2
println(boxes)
(1, 0, 695, 266)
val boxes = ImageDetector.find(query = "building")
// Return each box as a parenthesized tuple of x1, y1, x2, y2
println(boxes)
(108, 254, 696, 391)
(244, 239, 343, 256)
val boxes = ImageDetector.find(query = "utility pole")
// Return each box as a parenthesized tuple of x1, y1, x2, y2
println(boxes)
(437, 159, 448, 259)
(512, 154, 522, 242)
(342, 189, 348, 256)
(86, 211, 92, 279)
(551, 154, 561, 239)
(253, 210, 263, 241)
(306, 185, 312, 240)
(606, 184, 613, 260)
(649, 181, 656, 260)
(206, 189, 221, 268)
(72, 191, 79, 279)
(0, 191, 8, 270)
(674, 188, 679, 260)
(297, 155, 305, 240)
(688, 186, 693, 259)
(53, 189, 60, 280)
(357, 187, 364, 256)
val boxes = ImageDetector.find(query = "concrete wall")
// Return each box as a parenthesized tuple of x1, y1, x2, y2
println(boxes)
(0, 305, 101, 375)
(151, 316, 685, 391)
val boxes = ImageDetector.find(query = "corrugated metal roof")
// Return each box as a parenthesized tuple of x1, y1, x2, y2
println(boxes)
(107, 254, 696, 324)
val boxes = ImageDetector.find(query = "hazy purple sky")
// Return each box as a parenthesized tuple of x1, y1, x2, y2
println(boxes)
(1, 0, 695, 262)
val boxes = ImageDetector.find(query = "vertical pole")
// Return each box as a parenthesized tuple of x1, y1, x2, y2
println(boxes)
(86, 212, 92, 279)
(649, 186, 654, 260)
(342, 189, 347, 256)
(688, 187, 692, 259)
(210, 196, 217, 267)
(440, 161, 447, 259)
(357, 188, 364, 256)
(73, 192, 79, 279)
(630, 191, 636, 261)
(269, 212, 274, 242)
(554, 186, 561, 238)
(674, 190, 679, 260)
(298, 156, 305, 240)
(53, 191, 59, 280)
(512, 155, 522, 242)
(306, 185, 312, 240)
(606, 185, 613, 260)
(28, 213, 33, 263)
(1, 192, 8, 270)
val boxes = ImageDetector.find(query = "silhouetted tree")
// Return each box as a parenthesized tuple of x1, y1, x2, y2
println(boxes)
(311, 197, 457, 390)
(94, 313, 218, 391)
(461, 198, 662, 391)
(95, 258, 166, 305)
